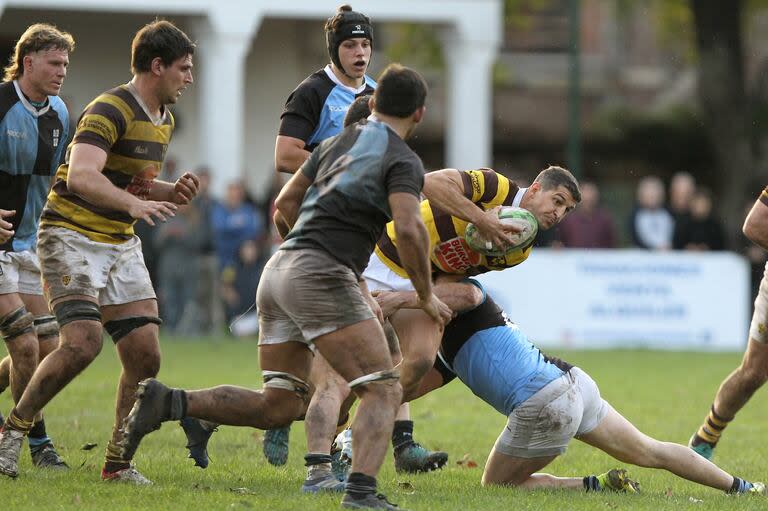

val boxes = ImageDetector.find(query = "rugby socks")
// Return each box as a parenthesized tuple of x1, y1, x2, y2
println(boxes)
(3, 408, 33, 434)
(104, 439, 131, 473)
(28, 419, 52, 451)
(392, 420, 415, 452)
(305, 452, 333, 478)
(692, 405, 731, 447)
(729, 477, 754, 494)
(345, 472, 377, 499)
(583, 475, 602, 492)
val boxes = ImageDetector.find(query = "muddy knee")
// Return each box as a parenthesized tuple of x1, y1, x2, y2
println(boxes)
(262, 370, 310, 427)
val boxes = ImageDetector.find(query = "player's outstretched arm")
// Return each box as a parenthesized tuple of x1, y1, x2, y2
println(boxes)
(423, 169, 520, 248)
(743, 195, 768, 250)
(0, 209, 15, 244)
(374, 277, 483, 318)
(67, 143, 177, 226)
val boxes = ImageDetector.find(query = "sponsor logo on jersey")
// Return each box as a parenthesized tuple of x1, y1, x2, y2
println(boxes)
(6, 129, 25, 139)
(433, 237, 482, 273)
(52, 128, 60, 148)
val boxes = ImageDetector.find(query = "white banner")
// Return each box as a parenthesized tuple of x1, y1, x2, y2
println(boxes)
(476, 249, 751, 351)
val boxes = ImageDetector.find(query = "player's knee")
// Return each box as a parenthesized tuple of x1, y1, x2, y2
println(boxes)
(0, 306, 35, 343)
(400, 357, 434, 395)
(262, 388, 304, 428)
(7, 336, 39, 371)
(131, 351, 161, 379)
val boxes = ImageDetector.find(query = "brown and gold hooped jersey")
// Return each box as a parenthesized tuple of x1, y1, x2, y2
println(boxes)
(374, 168, 534, 277)
(41, 84, 174, 243)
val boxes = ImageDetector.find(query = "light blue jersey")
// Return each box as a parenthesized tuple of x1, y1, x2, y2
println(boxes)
(0, 80, 69, 252)
(438, 285, 571, 416)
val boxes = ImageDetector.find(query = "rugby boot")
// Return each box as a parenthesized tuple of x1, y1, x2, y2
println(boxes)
(688, 433, 715, 461)
(101, 465, 153, 485)
(394, 442, 448, 473)
(0, 428, 23, 478)
(31, 442, 69, 469)
(180, 417, 218, 468)
(263, 426, 290, 466)
(598, 468, 640, 493)
(341, 492, 404, 510)
(301, 472, 346, 494)
(121, 378, 185, 461)
(749, 482, 767, 495)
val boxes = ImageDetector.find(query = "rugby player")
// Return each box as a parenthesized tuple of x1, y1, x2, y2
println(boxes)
(257, 4, 448, 475)
(689, 186, 768, 459)
(380, 279, 766, 496)
(120, 64, 452, 510)
(0, 23, 74, 470)
(0, 20, 198, 484)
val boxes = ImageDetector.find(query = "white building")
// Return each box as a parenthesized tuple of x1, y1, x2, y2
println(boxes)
(0, 0, 501, 196)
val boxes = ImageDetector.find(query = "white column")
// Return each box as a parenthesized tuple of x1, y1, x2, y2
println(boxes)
(194, 10, 261, 197)
(442, 30, 498, 170)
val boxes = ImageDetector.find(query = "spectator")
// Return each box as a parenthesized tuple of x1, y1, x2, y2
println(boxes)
(673, 187, 725, 251)
(211, 180, 264, 269)
(668, 171, 696, 225)
(156, 204, 208, 334)
(556, 181, 616, 248)
(220, 238, 265, 333)
(629, 175, 675, 250)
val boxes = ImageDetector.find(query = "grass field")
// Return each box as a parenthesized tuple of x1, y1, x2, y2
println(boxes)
(2, 338, 768, 510)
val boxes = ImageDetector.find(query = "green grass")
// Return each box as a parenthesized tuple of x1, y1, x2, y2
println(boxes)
(2, 340, 768, 510)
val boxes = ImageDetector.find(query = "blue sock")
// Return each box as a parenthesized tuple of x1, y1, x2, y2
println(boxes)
(730, 477, 754, 494)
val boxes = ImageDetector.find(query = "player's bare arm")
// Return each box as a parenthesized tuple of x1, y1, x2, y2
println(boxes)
(423, 168, 521, 248)
(0, 209, 15, 244)
(66, 143, 177, 226)
(743, 196, 768, 250)
(389, 191, 452, 326)
(275, 135, 311, 174)
(148, 172, 200, 205)
(375, 277, 483, 318)
(274, 170, 312, 228)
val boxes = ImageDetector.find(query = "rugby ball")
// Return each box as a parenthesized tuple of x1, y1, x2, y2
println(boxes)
(463, 206, 538, 256)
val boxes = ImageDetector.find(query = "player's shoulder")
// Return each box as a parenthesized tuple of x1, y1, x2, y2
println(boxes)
(0, 81, 19, 119)
(291, 68, 335, 99)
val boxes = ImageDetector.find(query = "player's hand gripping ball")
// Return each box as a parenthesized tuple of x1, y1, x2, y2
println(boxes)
(464, 206, 538, 256)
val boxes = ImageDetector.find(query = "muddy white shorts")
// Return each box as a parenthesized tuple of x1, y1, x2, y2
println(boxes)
(0, 250, 43, 296)
(492, 367, 612, 458)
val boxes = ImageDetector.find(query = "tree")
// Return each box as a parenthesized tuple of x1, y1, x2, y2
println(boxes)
(690, 0, 754, 235)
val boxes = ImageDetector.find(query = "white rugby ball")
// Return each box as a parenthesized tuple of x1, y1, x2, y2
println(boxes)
(463, 206, 538, 256)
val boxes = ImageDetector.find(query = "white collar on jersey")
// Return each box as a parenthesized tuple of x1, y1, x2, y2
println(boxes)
(323, 64, 370, 94)
(13, 81, 51, 117)
(513, 187, 528, 207)
(126, 81, 167, 126)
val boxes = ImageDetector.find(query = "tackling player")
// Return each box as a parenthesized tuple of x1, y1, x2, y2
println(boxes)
(379, 279, 766, 497)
